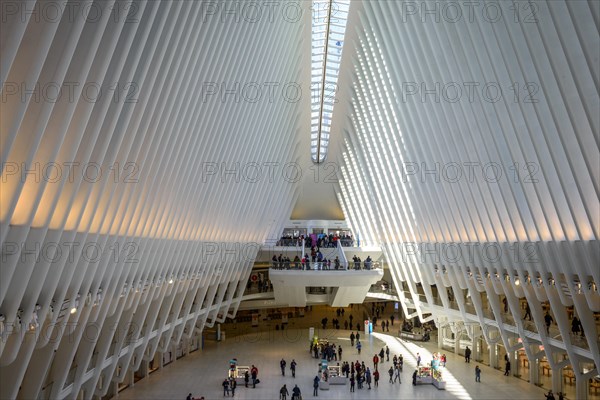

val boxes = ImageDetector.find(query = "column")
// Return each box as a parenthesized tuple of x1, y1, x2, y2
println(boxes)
(472, 339, 479, 362)
(127, 368, 134, 388)
(512, 350, 519, 377)
(107, 381, 118, 399)
(438, 326, 444, 349)
(530, 357, 539, 386)
(454, 329, 461, 355)
(575, 372, 589, 400)
(551, 366, 562, 394)
(138, 360, 148, 379)
(489, 344, 497, 369)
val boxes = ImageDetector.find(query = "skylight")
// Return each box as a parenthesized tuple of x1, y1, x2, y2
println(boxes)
(311, 0, 350, 163)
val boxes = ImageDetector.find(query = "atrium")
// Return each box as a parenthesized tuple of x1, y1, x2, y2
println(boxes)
(0, 1, 598, 399)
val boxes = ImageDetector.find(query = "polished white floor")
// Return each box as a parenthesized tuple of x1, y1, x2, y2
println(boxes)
(118, 328, 551, 400)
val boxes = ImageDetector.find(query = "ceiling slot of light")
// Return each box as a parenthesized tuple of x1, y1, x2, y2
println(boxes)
(311, 0, 350, 163)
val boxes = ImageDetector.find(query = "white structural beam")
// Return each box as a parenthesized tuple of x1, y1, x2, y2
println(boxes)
(0, 1, 310, 398)
(330, 1, 599, 395)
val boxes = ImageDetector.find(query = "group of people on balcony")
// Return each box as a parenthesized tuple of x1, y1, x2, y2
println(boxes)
(276, 233, 354, 247)
(351, 255, 373, 270)
(271, 251, 375, 271)
(271, 249, 344, 270)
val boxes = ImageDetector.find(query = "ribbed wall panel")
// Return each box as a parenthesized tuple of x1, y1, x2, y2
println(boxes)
(333, 0, 599, 386)
(1, 1, 308, 398)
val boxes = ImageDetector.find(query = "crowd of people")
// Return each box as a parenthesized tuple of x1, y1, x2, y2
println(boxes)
(276, 233, 355, 248)
(184, 301, 572, 400)
(271, 250, 345, 270)
(270, 251, 376, 271)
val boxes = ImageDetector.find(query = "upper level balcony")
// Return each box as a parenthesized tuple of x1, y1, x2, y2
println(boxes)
(269, 263, 383, 307)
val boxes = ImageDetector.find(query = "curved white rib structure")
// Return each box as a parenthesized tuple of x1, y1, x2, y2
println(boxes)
(332, 1, 599, 396)
(1, 1, 309, 398)
(1, 0, 599, 398)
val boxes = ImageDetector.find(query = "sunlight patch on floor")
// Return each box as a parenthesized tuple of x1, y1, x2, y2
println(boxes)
(371, 332, 473, 400)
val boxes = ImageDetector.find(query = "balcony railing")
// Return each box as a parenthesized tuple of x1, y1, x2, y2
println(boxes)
(270, 261, 381, 271)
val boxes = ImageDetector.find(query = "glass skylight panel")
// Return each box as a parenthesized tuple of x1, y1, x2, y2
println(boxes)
(311, 0, 350, 163)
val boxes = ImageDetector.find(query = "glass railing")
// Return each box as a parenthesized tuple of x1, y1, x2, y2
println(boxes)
(273, 238, 354, 247)
(275, 238, 304, 247)
(270, 261, 380, 271)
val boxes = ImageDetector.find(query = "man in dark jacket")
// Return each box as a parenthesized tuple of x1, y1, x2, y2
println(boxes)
(280, 358, 287, 376)
(280, 384, 289, 400)
(291, 385, 301, 400)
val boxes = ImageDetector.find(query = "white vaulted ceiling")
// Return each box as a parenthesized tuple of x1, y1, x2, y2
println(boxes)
(1, 1, 311, 398)
(1, 0, 600, 398)
(331, 0, 599, 371)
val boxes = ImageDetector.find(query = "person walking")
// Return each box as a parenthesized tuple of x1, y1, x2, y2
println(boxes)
(222, 379, 230, 396)
(350, 332, 355, 347)
(290, 359, 297, 378)
(291, 385, 301, 400)
(313, 375, 319, 396)
(386, 346, 390, 361)
(475, 365, 481, 382)
(465, 346, 471, 363)
(373, 369, 379, 387)
(356, 332, 360, 342)
(230, 379, 236, 397)
(523, 302, 531, 321)
(416, 353, 421, 367)
(390, 314, 395, 325)
(373, 354, 379, 369)
(572, 316, 581, 336)
(350, 374, 355, 392)
(279, 384, 289, 400)
(356, 341, 362, 354)
(365, 368, 372, 389)
(244, 370, 249, 387)
(412, 370, 417, 386)
(379, 348, 385, 363)
(544, 312, 554, 334)
(394, 365, 401, 383)
(504, 360, 511, 376)
(388, 366, 394, 383)
(338, 345, 343, 360)
(280, 358, 286, 376)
